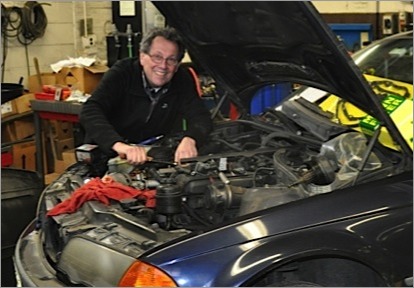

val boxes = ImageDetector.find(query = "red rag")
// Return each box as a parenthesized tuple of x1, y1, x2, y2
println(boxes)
(139, 190, 156, 208)
(46, 177, 155, 216)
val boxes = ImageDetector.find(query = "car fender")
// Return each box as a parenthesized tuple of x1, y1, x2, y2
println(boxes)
(148, 174, 412, 287)
(212, 212, 411, 286)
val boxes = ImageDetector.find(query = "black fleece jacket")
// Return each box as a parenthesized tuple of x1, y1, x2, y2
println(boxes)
(79, 57, 213, 156)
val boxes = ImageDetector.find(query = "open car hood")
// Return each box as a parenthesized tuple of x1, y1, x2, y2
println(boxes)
(154, 1, 412, 156)
(154, 2, 373, 109)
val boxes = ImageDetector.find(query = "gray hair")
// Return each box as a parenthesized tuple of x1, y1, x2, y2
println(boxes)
(139, 27, 186, 61)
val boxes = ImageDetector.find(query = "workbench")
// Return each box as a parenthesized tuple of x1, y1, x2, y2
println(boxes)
(30, 100, 82, 185)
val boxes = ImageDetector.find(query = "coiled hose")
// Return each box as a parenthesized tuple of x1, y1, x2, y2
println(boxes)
(19, 1, 48, 45)
(1, 1, 49, 80)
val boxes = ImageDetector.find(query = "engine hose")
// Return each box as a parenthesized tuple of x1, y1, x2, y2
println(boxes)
(214, 138, 243, 151)
(262, 130, 322, 148)
(182, 203, 211, 226)
(252, 167, 274, 187)
(235, 119, 322, 147)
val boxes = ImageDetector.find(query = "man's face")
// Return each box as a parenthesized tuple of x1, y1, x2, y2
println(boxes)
(140, 36, 180, 88)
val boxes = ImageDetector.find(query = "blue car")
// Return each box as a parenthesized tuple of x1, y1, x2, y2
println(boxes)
(15, 2, 412, 287)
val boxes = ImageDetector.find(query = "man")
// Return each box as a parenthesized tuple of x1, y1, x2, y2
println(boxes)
(79, 27, 213, 164)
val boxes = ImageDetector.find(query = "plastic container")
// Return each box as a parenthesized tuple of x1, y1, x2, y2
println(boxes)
(1, 83, 24, 104)
(250, 83, 292, 115)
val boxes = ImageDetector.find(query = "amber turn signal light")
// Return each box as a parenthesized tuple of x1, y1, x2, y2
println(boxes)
(118, 260, 177, 287)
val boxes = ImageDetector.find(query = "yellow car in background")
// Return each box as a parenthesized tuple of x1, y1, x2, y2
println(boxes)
(320, 74, 412, 151)
(320, 31, 412, 151)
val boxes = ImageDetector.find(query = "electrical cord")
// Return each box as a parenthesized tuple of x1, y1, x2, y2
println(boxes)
(2, 6, 23, 39)
(18, 1, 49, 45)
(1, 2, 49, 45)
(1, 2, 49, 79)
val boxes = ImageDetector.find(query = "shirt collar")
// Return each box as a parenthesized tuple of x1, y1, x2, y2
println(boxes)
(142, 71, 170, 99)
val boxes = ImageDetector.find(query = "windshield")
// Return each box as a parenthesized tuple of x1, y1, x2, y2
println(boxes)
(353, 36, 413, 84)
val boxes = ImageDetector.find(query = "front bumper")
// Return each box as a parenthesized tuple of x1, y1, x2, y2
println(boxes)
(14, 220, 65, 287)
(15, 218, 139, 287)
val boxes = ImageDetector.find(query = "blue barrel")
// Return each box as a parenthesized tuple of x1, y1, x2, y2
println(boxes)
(250, 83, 292, 115)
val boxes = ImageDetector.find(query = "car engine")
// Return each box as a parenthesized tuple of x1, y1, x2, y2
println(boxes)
(41, 98, 400, 263)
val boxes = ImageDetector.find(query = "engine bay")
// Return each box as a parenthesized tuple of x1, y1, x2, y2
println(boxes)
(42, 98, 402, 243)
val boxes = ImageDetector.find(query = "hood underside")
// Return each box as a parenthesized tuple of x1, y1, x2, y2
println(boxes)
(154, 1, 412, 156)
(155, 2, 372, 103)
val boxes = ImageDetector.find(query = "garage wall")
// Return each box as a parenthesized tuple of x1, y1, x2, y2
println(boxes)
(314, 1, 413, 39)
(1, 1, 111, 88)
(313, 1, 413, 13)
(2, 2, 75, 85)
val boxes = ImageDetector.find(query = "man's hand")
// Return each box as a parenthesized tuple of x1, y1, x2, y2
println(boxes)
(175, 137, 197, 163)
(112, 142, 148, 165)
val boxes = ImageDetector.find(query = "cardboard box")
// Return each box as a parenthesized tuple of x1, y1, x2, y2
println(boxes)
(14, 93, 36, 113)
(48, 120, 73, 140)
(55, 65, 108, 94)
(52, 149, 77, 174)
(54, 138, 74, 160)
(54, 159, 67, 173)
(2, 116, 35, 143)
(1, 101, 17, 118)
(28, 73, 57, 93)
(54, 150, 76, 173)
(1, 93, 35, 119)
(62, 149, 77, 165)
(45, 172, 61, 185)
(12, 140, 36, 171)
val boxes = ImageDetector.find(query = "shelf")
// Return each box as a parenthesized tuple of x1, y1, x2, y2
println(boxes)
(30, 100, 82, 115)
(1, 111, 33, 125)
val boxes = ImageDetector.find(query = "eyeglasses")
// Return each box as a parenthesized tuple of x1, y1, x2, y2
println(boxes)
(147, 53, 179, 66)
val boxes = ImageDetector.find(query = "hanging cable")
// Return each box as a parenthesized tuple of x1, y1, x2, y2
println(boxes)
(2, 5, 23, 39)
(1, 1, 49, 80)
(1, 2, 49, 42)
(18, 1, 49, 45)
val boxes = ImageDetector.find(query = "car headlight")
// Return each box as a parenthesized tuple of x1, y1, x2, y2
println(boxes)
(118, 260, 177, 287)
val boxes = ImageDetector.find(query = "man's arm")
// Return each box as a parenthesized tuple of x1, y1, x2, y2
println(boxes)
(79, 62, 130, 155)
(174, 68, 214, 162)
(112, 142, 149, 164)
(174, 136, 197, 163)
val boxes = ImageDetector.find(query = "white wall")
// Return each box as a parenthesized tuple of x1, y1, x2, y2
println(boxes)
(72, 1, 112, 59)
(1, 1, 111, 88)
(2, 2, 77, 85)
(313, 1, 413, 13)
